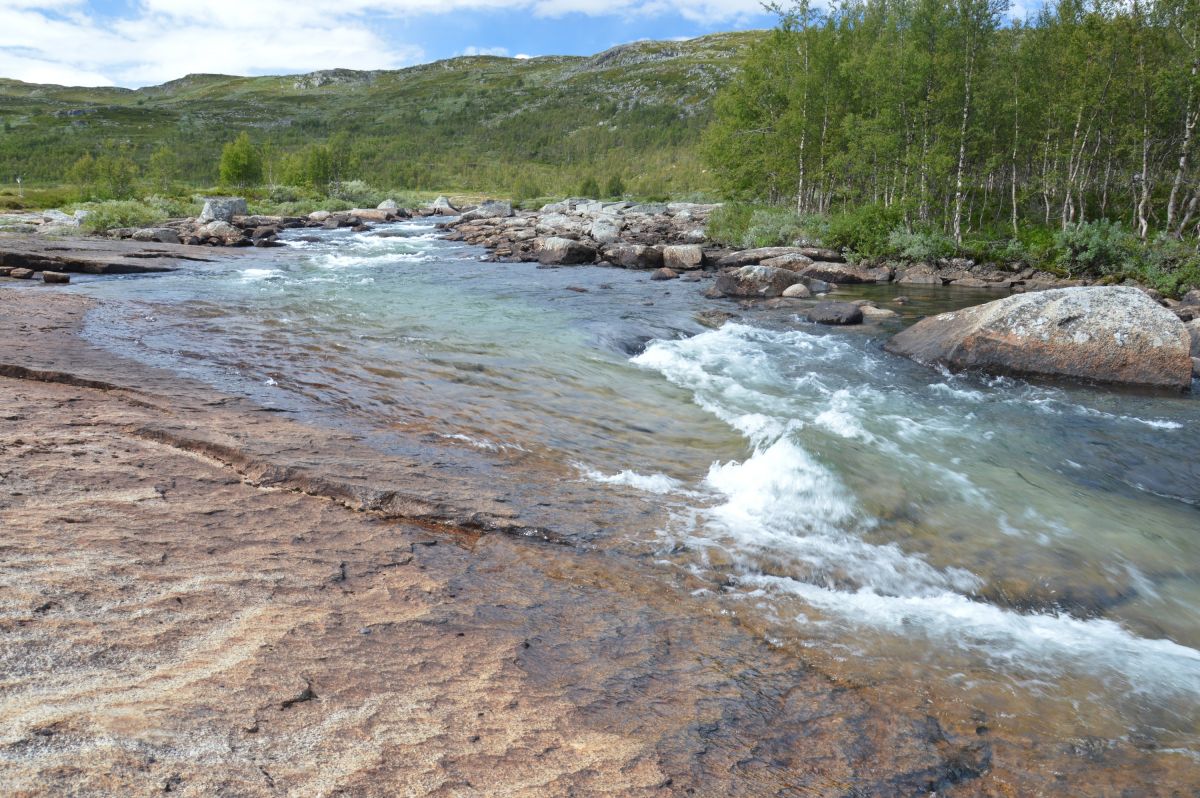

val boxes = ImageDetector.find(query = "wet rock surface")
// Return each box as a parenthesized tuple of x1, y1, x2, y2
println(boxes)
(1, 292, 1197, 796)
(886, 286, 1194, 390)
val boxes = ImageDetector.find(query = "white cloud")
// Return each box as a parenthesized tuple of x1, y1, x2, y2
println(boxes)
(460, 46, 511, 57)
(1, 0, 767, 87)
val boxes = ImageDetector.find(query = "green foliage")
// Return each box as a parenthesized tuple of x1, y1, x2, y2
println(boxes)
(512, 178, 544, 204)
(1124, 236, 1200, 297)
(706, 203, 756, 246)
(886, 227, 957, 262)
(825, 203, 905, 259)
(579, 175, 600, 198)
(1053, 219, 1137, 277)
(219, 132, 263, 188)
(604, 174, 626, 198)
(75, 199, 168, 232)
(68, 152, 139, 199)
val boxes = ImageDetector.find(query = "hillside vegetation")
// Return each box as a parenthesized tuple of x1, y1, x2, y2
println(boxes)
(0, 32, 759, 199)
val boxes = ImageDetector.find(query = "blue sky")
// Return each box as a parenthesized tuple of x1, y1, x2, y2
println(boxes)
(0, 0, 776, 88)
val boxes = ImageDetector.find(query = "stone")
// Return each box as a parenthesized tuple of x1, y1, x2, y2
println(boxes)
(885, 286, 1193, 390)
(377, 199, 399, 210)
(781, 283, 812, 299)
(651, 268, 679, 281)
(309, 210, 332, 222)
(1180, 289, 1200, 307)
(198, 197, 248, 223)
(42, 271, 70, 284)
(9, 268, 35, 279)
(430, 196, 458, 215)
(131, 228, 180, 244)
(536, 237, 596, 265)
(799, 261, 892, 284)
(760, 253, 816, 271)
(460, 200, 513, 222)
(807, 302, 864, 325)
(1186, 319, 1200, 358)
(860, 305, 899, 320)
(897, 266, 945, 285)
(589, 217, 623, 245)
(661, 244, 705, 271)
(695, 309, 736, 328)
(601, 244, 662, 270)
(715, 264, 803, 298)
(716, 247, 813, 269)
(198, 221, 244, 244)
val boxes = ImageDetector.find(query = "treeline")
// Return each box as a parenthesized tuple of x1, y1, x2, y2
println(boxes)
(703, 0, 1200, 243)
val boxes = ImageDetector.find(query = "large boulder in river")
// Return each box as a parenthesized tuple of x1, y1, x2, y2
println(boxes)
(885, 286, 1194, 390)
(716, 247, 812, 269)
(662, 244, 705, 271)
(198, 197, 248, 223)
(460, 200, 513, 222)
(537, 237, 596, 265)
(602, 243, 662, 270)
(807, 302, 864, 325)
(715, 264, 804, 298)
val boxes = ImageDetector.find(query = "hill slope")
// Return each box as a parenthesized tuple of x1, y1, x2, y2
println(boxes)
(0, 32, 761, 195)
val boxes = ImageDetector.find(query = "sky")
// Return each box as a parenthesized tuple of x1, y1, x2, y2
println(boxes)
(0, 0, 777, 88)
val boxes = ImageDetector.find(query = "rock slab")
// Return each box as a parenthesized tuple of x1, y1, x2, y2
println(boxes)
(885, 286, 1193, 390)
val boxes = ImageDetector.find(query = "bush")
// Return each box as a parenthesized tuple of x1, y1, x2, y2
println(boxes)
(706, 202, 755, 246)
(825, 203, 905, 259)
(579, 175, 600, 198)
(329, 179, 388, 207)
(705, 203, 820, 249)
(886, 227, 956, 262)
(512, 178, 543, 204)
(1127, 235, 1200, 298)
(75, 200, 168, 232)
(1053, 219, 1136, 277)
(604, 174, 626, 198)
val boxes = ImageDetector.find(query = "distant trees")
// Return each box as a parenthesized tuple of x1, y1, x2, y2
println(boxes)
(67, 151, 139, 199)
(218, 132, 262, 188)
(703, 0, 1200, 241)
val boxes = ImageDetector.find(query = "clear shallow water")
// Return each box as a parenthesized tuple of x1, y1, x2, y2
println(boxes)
(76, 220, 1200, 753)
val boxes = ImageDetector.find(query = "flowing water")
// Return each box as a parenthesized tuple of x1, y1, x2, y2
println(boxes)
(72, 220, 1200, 759)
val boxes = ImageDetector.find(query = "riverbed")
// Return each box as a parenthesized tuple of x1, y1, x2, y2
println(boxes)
(62, 219, 1200, 771)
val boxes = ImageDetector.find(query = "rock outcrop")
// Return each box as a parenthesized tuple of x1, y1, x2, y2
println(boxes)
(198, 197, 249, 223)
(885, 286, 1193, 390)
(714, 264, 804, 298)
(537, 237, 597, 265)
(807, 302, 864, 325)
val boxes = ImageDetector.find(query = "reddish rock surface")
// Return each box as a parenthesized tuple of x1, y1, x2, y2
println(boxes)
(1, 292, 1196, 795)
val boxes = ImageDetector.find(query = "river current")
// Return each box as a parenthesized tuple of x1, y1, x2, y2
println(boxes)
(73, 219, 1200, 758)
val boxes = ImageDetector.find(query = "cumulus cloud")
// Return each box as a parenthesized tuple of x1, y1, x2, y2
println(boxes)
(460, 46, 511, 57)
(1, 0, 767, 87)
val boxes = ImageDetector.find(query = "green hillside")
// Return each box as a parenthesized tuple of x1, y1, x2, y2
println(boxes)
(0, 32, 761, 197)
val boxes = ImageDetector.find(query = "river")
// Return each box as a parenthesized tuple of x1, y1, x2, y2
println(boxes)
(71, 218, 1200, 762)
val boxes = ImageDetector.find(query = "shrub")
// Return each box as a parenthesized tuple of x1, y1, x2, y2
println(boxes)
(825, 203, 905, 259)
(741, 207, 809, 248)
(1127, 235, 1200, 298)
(329, 179, 388, 207)
(512, 178, 543, 204)
(579, 175, 600, 198)
(885, 227, 956, 262)
(75, 200, 168, 232)
(604, 174, 626, 198)
(706, 202, 755, 247)
(1052, 219, 1136, 277)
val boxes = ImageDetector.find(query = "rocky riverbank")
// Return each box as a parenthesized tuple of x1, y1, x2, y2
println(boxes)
(4, 290, 1199, 796)
(439, 197, 1200, 324)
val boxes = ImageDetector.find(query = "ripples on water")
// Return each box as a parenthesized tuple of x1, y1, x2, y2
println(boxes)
(79, 220, 1200, 753)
